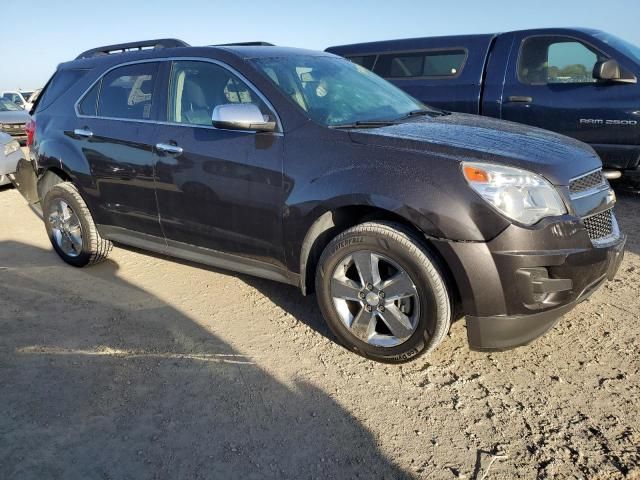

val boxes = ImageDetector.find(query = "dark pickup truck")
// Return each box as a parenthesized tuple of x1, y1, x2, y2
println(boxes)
(327, 28, 640, 182)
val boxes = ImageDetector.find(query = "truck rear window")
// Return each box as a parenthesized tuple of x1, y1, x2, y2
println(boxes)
(346, 55, 376, 70)
(374, 49, 467, 79)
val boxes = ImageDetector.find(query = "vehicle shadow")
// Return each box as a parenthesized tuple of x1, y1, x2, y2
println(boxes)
(112, 244, 336, 342)
(0, 240, 414, 480)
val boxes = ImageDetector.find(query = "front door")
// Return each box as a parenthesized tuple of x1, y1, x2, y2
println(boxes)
(501, 33, 640, 169)
(153, 60, 285, 266)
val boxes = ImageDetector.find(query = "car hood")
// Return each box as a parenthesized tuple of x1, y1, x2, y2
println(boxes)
(0, 110, 30, 124)
(347, 113, 602, 185)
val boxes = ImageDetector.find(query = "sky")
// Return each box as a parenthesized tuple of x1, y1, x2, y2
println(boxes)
(2, 0, 639, 92)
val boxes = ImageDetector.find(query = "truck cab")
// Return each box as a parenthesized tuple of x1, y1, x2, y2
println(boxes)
(327, 28, 640, 181)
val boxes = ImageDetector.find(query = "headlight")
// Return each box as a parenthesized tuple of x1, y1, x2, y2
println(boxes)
(462, 162, 567, 225)
(3, 140, 20, 156)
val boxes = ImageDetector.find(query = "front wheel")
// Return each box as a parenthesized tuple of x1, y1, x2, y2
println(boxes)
(43, 182, 112, 267)
(315, 221, 452, 363)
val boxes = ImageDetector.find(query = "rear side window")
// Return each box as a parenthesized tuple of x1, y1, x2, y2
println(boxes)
(96, 62, 159, 120)
(347, 55, 376, 70)
(518, 36, 607, 85)
(374, 49, 467, 78)
(36, 69, 89, 112)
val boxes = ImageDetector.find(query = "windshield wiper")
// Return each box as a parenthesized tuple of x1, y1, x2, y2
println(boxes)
(398, 108, 449, 120)
(331, 120, 398, 129)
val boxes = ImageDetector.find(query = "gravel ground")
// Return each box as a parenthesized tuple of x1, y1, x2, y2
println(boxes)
(0, 185, 639, 480)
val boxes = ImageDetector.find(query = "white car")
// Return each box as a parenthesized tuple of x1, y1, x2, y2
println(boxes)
(0, 132, 23, 187)
(1, 90, 40, 111)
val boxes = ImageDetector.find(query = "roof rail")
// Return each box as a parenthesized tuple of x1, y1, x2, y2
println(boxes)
(213, 41, 274, 47)
(75, 38, 190, 60)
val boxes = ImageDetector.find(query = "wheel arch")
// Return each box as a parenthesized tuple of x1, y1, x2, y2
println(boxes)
(37, 167, 72, 202)
(298, 204, 462, 312)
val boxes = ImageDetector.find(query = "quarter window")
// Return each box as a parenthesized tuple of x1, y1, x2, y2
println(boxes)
(78, 81, 100, 116)
(374, 50, 466, 78)
(168, 60, 274, 126)
(96, 62, 159, 120)
(518, 37, 607, 85)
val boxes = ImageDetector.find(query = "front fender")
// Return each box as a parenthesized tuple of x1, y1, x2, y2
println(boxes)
(281, 129, 511, 282)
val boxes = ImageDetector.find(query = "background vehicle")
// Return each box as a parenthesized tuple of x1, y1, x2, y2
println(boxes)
(24, 89, 42, 111)
(15, 39, 624, 363)
(1, 90, 35, 110)
(327, 28, 640, 182)
(0, 132, 24, 187)
(0, 98, 30, 144)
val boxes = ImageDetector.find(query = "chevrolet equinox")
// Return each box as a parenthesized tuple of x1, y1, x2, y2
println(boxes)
(15, 39, 626, 363)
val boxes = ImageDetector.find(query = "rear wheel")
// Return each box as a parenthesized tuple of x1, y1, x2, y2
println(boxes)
(315, 221, 452, 363)
(43, 183, 112, 267)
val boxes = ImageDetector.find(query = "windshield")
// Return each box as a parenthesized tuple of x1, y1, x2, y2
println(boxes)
(593, 31, 640, 64)
(21, 91, 34, 100)
(252, 55, 428, 126)
(0, 98, 23, 111)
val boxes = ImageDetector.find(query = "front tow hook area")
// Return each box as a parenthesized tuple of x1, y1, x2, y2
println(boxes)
(515, 267, 573, 310)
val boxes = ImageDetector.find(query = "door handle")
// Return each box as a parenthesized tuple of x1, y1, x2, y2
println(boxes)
(507, 96, 533, 103)
(74, 128, 93, 138)
(155, 143, 183, 156)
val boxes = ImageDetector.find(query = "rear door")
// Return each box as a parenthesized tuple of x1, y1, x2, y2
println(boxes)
(500, 32, 640, 169)
(152, 60, 285, 264)
(74, 62, 163, 236)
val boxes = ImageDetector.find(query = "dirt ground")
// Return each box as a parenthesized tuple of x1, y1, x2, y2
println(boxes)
(0, 183, 639, 480)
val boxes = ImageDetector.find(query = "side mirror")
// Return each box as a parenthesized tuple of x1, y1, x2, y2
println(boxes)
(593, 59, 621, 81)
(212, 103, 276, 132)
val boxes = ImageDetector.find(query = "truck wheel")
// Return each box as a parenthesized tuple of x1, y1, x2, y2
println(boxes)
(42, 182, 112, 267)
(315, 221, 452, 363)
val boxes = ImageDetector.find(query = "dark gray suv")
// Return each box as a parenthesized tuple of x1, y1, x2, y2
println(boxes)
(15, 39, 625, 363)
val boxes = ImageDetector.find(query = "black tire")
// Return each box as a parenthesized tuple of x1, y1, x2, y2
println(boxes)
(42, 182, 112, 267)
(315, 221, 452, 363)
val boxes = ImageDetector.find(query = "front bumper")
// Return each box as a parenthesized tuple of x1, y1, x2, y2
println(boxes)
(432, 217, 626, 351)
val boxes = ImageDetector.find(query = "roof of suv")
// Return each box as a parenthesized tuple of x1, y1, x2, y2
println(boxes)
(63, 39, 335, 71)
(215, 45, 335, 59)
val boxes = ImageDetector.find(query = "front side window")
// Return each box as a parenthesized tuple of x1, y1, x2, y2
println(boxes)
(518, 37, 607, 85)
(97, 62, 159, 120)
(168, 60, 274, 126)
(374, 50, 467, 78)
(253, 55, 426, 127)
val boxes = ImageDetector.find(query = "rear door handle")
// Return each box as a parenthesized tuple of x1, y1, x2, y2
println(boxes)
(74, 128, 93, 138)
(507, 96, 533, 103)
(155, 143, 183, 156)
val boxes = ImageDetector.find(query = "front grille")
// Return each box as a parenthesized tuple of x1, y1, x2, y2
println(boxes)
(1, 123, 26, 136)
(583, 209, 614, 240)
(569, 169, 605, 194)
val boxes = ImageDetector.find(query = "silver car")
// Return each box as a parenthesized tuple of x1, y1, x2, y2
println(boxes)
(0, 132, 24, 186)
(0, 98, 30, 144)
